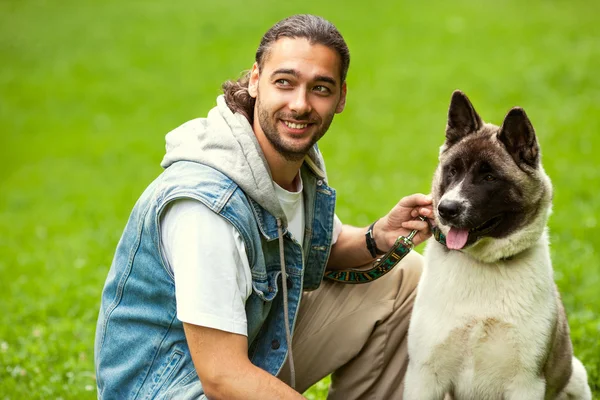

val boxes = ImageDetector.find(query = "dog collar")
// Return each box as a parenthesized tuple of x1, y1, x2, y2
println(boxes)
(428, 222, 448, 247)
(417, 215, 447, 247)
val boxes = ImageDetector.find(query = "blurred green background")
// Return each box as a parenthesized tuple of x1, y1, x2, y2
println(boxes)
(1, 0, 598, 398)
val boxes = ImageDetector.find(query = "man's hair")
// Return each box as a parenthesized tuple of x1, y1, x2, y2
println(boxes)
(222, 14, 350, 122)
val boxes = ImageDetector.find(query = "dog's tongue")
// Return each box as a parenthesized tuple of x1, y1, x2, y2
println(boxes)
(446, 228, 469, 250)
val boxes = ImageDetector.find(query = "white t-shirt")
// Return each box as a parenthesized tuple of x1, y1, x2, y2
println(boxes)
(160, 177, 342, 336)
(273, 177, 305, 247)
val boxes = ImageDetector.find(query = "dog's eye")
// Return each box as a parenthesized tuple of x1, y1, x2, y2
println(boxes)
(448, 167, 457, 177)
(484, 174, 496, 181)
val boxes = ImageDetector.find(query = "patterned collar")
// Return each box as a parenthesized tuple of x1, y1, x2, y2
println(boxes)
(429, 222, 447, 247)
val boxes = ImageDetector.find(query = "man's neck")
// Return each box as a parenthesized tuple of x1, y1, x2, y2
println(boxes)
(252, 120, 304, 191)
(268, 154, 303, 192)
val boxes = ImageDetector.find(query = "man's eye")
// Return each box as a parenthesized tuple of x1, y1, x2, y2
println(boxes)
(314, 85, 331, 94)
(275, 79, 290, 86)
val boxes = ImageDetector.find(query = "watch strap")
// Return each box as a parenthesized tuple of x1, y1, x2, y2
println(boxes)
(366, 220, 386, 257)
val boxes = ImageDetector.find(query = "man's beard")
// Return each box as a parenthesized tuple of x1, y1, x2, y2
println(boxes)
(256, 97, 334, 162)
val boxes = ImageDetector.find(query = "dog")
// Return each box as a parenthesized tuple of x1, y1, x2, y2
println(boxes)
(403, 90, 592, 399)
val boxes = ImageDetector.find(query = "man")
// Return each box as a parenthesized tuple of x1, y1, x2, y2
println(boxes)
(95, 14, 433, 399)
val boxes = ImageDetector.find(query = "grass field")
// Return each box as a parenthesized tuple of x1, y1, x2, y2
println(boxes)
(1, 0, 599, 398)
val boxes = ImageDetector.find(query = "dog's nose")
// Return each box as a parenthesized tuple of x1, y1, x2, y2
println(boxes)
(438, 200, 463, 220)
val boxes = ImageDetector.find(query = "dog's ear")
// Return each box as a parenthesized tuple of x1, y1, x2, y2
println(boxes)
(498, 107, 539, 168)
(445, 90, 482, 146)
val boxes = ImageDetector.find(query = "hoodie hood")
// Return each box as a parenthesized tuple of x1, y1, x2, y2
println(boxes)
(160, 95, 328, 223)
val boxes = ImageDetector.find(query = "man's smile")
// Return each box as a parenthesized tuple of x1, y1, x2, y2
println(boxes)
(283, 120, 308, 129)
(280, 119, 314, 134)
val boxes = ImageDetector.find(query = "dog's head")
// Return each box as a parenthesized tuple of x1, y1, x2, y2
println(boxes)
(431, 90, 553, 262)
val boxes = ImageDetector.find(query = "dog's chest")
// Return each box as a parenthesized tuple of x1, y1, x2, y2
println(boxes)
(409, 241, 557, 390)
(428, 315, 521, 389)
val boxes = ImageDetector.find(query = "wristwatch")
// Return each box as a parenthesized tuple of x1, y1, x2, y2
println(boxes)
(365, 219, 386, 258)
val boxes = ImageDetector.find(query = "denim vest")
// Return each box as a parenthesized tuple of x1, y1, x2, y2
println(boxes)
(94, 160, 336, 399)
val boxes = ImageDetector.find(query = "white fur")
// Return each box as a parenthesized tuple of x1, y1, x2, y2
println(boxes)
(439, 178, 468, 206)
(405, 207, 591, 399)
(406, 235, 554, 399)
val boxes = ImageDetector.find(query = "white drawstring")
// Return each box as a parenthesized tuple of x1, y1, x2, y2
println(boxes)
(277, 218, 296, 390)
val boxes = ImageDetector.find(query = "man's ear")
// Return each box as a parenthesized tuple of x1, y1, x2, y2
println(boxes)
(336, 82, 347, 114)
(248, 63, 260, 99)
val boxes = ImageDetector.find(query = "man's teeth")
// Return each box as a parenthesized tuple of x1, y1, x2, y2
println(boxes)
(284, 121, 308, 129)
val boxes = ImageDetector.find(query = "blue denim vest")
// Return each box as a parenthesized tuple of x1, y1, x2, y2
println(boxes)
(94, 160, 336, 398)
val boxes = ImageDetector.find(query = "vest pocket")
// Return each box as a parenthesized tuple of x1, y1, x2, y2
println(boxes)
(252, 270, 281, 302)
(147, 349, 184, 399)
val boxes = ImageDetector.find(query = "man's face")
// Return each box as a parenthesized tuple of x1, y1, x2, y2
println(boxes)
(248, 38, 347, 162)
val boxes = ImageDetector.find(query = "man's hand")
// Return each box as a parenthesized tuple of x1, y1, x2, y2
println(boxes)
(373, 193, 434, 251)
(327, 193, 433, 271)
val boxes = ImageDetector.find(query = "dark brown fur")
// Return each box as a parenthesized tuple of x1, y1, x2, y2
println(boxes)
(435, 122, 549, 247)
(543, 291, 575, 399)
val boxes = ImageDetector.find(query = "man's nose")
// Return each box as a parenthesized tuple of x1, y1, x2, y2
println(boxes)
(289, 89, 312, 116)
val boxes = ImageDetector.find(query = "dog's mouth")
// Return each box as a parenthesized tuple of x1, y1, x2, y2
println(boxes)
(471, 214, 504, 235)
(445, 215, 503, 250)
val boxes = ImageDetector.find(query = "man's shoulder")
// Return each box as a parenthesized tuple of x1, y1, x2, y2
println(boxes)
(157, 161, 245, 212)
(162, 160, 235, 185)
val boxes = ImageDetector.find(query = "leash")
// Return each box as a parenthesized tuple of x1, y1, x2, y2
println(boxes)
(324, 216, 431, 284)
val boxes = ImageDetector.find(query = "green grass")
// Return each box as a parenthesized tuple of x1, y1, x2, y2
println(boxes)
(1, 0, 599, 398)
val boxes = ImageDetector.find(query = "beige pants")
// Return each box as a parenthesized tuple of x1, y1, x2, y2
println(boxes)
(277, 251, 423, 399)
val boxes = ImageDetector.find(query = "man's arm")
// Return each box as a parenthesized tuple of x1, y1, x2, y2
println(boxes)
(327, 193, 433, 270)
(163, 201, 302, 398)
(184, 323, 304, 400)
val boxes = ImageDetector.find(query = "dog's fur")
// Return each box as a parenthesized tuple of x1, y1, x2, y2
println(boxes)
(404, 91, 592, 399)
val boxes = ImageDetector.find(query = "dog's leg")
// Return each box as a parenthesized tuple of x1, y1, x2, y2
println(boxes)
(555, 357, 592, 400)
(403, 363, 448, 400)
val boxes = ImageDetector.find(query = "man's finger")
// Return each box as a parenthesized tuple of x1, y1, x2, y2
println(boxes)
(399, 193, 433, 208)
(401, 220, 429, 232)
(418, 207, 434, 218)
